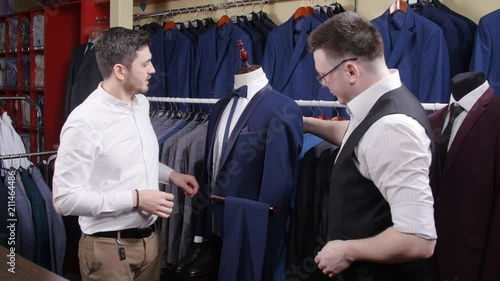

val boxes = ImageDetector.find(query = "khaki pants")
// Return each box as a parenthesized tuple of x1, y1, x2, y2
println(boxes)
(78, 230, 160, 281)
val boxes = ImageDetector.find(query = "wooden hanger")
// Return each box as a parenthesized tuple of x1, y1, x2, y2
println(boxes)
(389, 0, 408, 15)
(217, 15, 231, 28)
(164, 20, 176, 31)
(293, 6, 316, 21)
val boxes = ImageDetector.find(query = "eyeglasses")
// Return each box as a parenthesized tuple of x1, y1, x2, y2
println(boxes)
(316, 57, 358, 87)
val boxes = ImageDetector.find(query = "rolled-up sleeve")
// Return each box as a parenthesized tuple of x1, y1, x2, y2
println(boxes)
(357, 114, 437, 240)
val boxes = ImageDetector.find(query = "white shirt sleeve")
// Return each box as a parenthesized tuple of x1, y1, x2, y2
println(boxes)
(52, 119, 133, 217)
(356, 114, 437, 239)
(158, 162, 173, 184)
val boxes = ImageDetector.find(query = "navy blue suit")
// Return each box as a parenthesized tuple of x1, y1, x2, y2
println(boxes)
(196, 84, 303, 280)
(148, 28, 195, 100)
(470, 9, 500, 95)
(194, 21, 253, 101)
(416, 6, 468, 77)
(262, 14, 335, 117)
(372, 8, 451, 103)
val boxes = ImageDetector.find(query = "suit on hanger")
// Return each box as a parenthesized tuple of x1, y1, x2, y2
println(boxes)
(470, 9, 500, 95)
(64, 43, 102, 120)
(372, 7, 450, 103)
(196, 84, 303, 280)
(30, 166, 67, 275)
(416, 6, 468, 77)
(148, 28, 195, 101)
(429, 87, 500, 281)
(194, 21, 253, 102)
(262, 14, 335, 117)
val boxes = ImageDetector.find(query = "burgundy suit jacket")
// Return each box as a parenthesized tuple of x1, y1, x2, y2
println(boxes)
(429, 87, 500, 281)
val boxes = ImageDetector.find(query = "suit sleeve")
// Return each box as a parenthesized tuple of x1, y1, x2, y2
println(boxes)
(64, 48, 78, 120)
(259, 100, 303, 227)
(469, 18, 492, 76)
(261, 36, 276, 85)
(421, 29, 450, 103)
(480, 129, 500, 281)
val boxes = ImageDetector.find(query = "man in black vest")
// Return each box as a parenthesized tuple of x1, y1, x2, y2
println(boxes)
(303, 12, 437, 281)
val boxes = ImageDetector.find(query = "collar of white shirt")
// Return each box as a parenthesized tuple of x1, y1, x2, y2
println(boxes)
(346, 69, 402, 123)
(449, 80, 490, 113)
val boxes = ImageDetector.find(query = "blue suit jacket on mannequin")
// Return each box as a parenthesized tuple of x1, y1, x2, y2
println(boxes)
(470, 9, 500, 95)
(194, 21, 253, 101)
(262, 14, 335, 117)
(372, 7, 451, 103)
(194, 84, 303, 280)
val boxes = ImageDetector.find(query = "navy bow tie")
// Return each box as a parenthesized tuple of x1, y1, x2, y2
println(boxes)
(228, 85, 248, 98)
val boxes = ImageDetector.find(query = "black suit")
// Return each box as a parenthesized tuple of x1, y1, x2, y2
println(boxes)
(64, 43, 102, 120)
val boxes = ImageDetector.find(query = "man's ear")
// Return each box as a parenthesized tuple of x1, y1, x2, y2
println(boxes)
(113, 64, 127, 81)
(346, 62, 359, 85)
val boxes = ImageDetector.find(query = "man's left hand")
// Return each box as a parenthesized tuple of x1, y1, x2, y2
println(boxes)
(169, 171, 199, 197)
(315, 240, 353, 278)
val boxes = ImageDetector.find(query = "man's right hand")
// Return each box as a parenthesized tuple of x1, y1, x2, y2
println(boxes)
(134, 189, 174, 218)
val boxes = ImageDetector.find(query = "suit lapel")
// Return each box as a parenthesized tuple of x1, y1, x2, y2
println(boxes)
(442, 88, 494, 177)
(386, 10, 416, 68)
(212, 23, 232, 81)
(218, 84, 271, 170)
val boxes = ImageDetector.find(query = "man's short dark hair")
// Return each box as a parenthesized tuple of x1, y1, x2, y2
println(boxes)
(307, 11, 384, 61)
(94, 27, 150, 78)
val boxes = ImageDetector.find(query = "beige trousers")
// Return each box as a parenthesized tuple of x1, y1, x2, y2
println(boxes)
(78, 231, 161, 281)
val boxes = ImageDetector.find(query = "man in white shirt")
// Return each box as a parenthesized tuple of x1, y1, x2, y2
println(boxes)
(53, 27, 199, 281)
(302, 12, 437, 280)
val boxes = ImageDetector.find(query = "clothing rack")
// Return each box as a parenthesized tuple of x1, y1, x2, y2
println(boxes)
(0, 150, 57, 161)
(0, 96, 44, 159)
(133, 0, 357, 21)
(147, 97, 447, 111)
(133, 0, 279, 20)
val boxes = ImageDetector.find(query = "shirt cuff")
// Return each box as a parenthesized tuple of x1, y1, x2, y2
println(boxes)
(114, 190, 134, 211)
(391, 202, 437, 240)
(159, 162, 174, 184)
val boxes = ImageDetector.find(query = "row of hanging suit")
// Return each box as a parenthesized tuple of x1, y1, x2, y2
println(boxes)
(145, 3, 346, 117)
(0, 111, 66, 276)
(143, 0, 494, 121)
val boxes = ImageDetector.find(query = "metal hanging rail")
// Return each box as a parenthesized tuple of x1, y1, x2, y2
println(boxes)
(0, 151, 57, 160)
(147, 97, 447, 111)
(133, 0, 278, 21)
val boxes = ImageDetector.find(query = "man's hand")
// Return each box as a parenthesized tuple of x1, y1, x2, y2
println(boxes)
(169, 171, 199, 197)
(136, 190, 174, 218)
(315, 240, 353, 278)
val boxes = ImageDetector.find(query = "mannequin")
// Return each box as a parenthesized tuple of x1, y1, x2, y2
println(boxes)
(451, 71, 486, 101)
(234, 39, 266, 88)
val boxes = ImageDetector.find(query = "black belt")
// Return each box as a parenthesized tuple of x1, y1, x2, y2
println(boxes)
(89, 225, 155, 239)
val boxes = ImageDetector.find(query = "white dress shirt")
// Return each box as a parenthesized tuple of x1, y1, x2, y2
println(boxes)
(445, 81, 489, 151)
(339, 70, 437, 240)
(53, 84, 173, 234)
(0, 112, 31, 169)
(212, 76, 269, 178)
